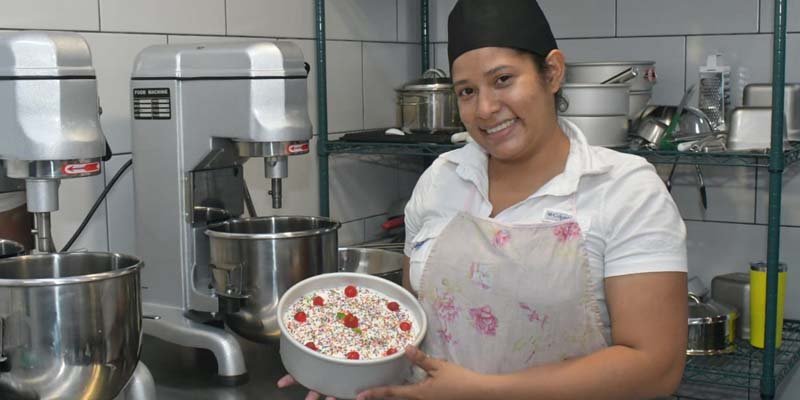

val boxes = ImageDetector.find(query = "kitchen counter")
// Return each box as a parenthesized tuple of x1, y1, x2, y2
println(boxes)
(140, 334, 308, 400)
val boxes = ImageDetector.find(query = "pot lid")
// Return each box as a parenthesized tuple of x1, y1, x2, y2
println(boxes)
(399, 68, 453, 91)
(688, 295, 737, 324)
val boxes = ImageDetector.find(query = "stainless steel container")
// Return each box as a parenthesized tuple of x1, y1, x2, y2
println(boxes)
(0, 240, 24, 259)
(565, 61, 657, 92)
(206, 216, 340, 343)
(561, 115, 629, 147)
(743, 83, 800, 140)
(0, 252, 143, 400)
(396, 69, 462, 134)
(711, 272, 750, 340)
(559, 83, 630, 116)
(687, 294, 737, 356)
(727, 107, 790, 151)
(338, 247, 403, 285)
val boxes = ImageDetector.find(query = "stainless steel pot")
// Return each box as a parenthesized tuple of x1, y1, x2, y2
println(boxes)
(687, 294, 737, 356)
(0, 252, 143, 400)
(338, 247, 403, 285)
(559, 83, 630, 116)
(0, 240, 24, 259)
(562, 115, 629, 147)
(566, 61, 657, 92)
(396, 69, 462, 134)
(206, 216, 340, 343)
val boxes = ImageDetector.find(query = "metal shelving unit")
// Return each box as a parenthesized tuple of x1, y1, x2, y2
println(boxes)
(313, 0, 794, 398)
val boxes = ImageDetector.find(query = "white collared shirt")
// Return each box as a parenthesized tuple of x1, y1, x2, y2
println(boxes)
(404, 118, 687, 333)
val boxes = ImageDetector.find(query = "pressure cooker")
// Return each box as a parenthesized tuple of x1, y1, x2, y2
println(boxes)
(396, 68, 463, 134)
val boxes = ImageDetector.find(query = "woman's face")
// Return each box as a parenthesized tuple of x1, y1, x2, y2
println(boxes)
(451, 47, 564, 161)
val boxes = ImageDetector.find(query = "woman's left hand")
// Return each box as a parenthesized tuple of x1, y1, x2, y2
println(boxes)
(355, 346, 492, 400)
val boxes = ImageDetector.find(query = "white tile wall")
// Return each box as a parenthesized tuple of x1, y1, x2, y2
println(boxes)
(685, 33, 800, 108)
(104, 155, 136, 255)
(433, 42, 449, 73)
(100, 0, 225, 35)
(756, 163, 800, 226)
(0, 0, 99, 31)
(559, 36, 687, 105)
(84, 33, 167, 154)
(617, 0, 760, 36)
(362, 42, 421, 129)
(326, 0, 397, 42)
(330, 154, 399, 223)
(667, 165, 757, 224)
(398, 0, 421, 43)
(538, 0, 616, 39)
(429, 0, 457, 42)
(760, 0, 800, 33)
(325, 41, 365, 132)
(226, 0, 315, 38)
(339, 219, 365, 246)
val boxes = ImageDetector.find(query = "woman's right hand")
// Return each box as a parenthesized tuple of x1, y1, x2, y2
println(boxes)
(277, 374, 337, 400)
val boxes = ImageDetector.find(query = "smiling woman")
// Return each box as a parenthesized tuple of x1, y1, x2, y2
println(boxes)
(280, 1, 688, 399)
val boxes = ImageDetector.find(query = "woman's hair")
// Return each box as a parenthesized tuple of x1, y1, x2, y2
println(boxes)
(517, 49, 566, 113)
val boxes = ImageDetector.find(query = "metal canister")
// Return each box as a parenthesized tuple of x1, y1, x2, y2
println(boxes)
(749, 261, 788, 349)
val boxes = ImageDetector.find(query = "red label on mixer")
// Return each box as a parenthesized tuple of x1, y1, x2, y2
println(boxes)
(287, 143, 310, 154)
(62, 162, 101, 175)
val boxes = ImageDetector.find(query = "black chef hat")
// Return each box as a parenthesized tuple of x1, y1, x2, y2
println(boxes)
(447, 0, 558, 67)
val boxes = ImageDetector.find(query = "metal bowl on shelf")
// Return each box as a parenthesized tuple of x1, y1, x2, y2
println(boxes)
(338, 247, 403, 286)
(0, 240, 24, 259)
(687, 294, 738, 356)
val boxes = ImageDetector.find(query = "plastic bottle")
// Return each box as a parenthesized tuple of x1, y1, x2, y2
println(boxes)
(698, 53, 731, 131)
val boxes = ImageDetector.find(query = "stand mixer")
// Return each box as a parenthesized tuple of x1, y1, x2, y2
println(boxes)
(0, 31, 155, 400)
(131, 40, 313, 383)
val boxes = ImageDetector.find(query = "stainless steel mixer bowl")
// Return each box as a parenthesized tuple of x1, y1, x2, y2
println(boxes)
(0, 252, 143, 400)
(206, 216, 340, 343)
(0, 240, 25, 259)
(338, 247, 404, 285)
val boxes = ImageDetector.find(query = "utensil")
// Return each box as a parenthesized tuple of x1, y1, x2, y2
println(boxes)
(695, 164, 707, 210)
(0, 252, 143, 399)
(661, 84, 697, 150)
(711, 272, 750, 340)
(338, 247, 404, 285)
(206, 216, 341, 343)
(0, 240, 24, 259)
(395, 69, 462, 134)
(743, 83, 800, 141)
(687, 294, 737, 356)
(602, 67, 636, 84)
(559, 83, 630, 116)
(566, 61, 657, 92)
(277, 272, 427, 399)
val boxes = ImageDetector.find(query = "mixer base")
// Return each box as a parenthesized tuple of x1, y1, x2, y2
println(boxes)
(142, 303, 248, 383)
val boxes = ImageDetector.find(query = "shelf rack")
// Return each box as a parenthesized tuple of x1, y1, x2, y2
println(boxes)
(313, 1, 793, 398)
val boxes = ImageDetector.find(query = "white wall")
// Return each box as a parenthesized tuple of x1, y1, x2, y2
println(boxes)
(0, 0, 423, 251)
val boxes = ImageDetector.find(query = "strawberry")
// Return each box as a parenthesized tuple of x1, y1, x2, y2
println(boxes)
(343, 313, 359, 329)
(346, 351, 360, 360)
(305, 342, 318, 351)
(385, 348, 398, 356)
(313, 296, 324, 306)
(399, 321, 412, 331)
(294, 311, 307, 323)
(344, 285, 358, 298)
(387, 301, 400, 312)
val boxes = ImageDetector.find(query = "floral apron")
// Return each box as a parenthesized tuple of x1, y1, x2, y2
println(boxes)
(416, 197, 608, 375)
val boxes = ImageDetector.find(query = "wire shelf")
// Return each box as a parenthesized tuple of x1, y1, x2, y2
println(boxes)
(327, 140, 463, 157)
(621, 143, 800, 168)
(675, 320, 800, 399)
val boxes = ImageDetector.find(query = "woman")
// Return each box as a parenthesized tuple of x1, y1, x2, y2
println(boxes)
(280, 1, 687, 398)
